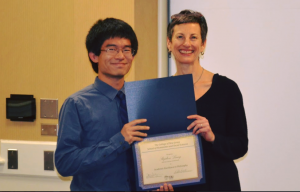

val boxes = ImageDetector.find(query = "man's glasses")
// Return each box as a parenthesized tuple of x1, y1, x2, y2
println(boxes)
(101, 47, 135, 57)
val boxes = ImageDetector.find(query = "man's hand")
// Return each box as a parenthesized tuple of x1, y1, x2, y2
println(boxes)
(156, 183, 174, 191)
(121, 119, 149, 144)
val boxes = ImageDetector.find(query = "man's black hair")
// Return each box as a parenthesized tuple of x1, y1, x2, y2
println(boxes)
(86, 18, 138, 73)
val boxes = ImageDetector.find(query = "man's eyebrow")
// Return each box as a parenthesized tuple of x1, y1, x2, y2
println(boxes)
(105, 44, 132, 47)
(105, 44, 117, 47)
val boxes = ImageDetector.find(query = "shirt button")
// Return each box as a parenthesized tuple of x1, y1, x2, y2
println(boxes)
(120, 141, 123, 144)
(103, 154, 106, 157)
(123, 146, 126, 150)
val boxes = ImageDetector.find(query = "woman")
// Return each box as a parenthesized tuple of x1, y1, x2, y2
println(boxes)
(167, 10, 248, 191)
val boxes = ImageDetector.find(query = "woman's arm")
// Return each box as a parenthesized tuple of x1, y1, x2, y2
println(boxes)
(210, 81, 248, 160)
(188, 81, 248, 160)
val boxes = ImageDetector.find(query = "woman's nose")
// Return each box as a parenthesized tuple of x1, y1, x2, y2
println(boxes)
(183, 39, 191, 47)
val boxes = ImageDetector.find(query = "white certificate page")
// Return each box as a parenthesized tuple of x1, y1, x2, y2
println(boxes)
(139, 136, 199, 185)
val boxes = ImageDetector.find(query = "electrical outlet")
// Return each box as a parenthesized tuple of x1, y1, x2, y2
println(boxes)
(41, 124, 58, 136)
(8, 149, 18, 169)
(44, 151, 54, 171)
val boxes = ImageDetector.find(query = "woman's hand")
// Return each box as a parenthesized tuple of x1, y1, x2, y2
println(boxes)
(187, 115, 215, 142)
(155, 183, 174, 191)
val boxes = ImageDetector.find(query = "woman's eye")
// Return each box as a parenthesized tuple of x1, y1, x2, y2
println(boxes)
(177, 35, 183, 39)
(191, 36, 197, 40)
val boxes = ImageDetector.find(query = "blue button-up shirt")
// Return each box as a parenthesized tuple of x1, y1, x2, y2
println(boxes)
(55, 77, 135, 191)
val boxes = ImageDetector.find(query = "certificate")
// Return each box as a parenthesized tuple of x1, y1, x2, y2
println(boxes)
(126, 75, 206, 190)
(133, 131, 205, 190)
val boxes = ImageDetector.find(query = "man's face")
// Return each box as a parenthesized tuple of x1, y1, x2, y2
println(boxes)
(93, 37, 134, 80)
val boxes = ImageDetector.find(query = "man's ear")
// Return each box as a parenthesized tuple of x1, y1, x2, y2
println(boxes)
(88, 52, 99, 63)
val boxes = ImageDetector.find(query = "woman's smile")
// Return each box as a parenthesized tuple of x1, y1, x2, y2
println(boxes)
(179, 49, 194, 54)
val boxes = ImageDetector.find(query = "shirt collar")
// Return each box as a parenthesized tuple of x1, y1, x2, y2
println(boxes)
(93, 77, 125, 101)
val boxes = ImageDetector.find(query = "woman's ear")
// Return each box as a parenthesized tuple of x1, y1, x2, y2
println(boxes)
(88, 52, 99, 63)
(201, 39, 207, 52)
(167, 38, 172, 52)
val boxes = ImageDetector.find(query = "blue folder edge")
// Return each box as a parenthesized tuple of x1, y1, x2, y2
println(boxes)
(125, 75, 197, 136)
(132, 130, 206, 191)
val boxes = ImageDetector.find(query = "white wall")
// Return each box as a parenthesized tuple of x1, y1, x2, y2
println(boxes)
(158, 0, 169, 78)
(0, 140, 71, 191)
(169, 0, 300, 190)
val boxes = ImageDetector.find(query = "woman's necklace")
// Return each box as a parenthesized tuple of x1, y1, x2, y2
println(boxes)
(193, 67, 205, 86)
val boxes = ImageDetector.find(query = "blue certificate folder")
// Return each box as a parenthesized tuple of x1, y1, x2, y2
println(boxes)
(132, 131, 206, 191)
(125, 75, 206, 190)
(125, 74, 196, 135)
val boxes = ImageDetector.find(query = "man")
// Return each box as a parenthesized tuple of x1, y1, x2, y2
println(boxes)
(55, 18, 150, 191)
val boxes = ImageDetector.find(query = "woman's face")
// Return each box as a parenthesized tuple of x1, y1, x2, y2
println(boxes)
(167, 23, 206, 65)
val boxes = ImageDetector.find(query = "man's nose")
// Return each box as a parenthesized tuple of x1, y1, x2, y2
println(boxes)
(115, 50, 125, 59)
